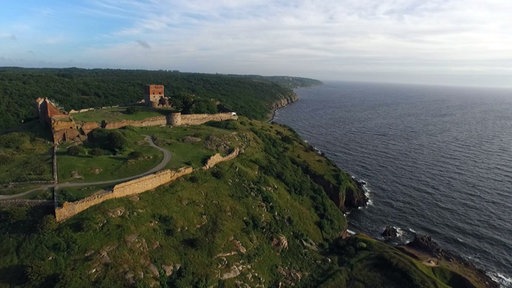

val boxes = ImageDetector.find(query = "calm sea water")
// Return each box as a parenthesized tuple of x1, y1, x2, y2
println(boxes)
(274, 82, 512, 286)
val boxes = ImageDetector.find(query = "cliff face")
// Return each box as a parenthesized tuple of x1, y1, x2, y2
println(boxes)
(306, 171, 367, 212)
(271, 93, 298, 111)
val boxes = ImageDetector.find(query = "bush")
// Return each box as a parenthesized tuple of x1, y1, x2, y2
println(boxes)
(87, 128, 127, 152)
(67, 146, 82, 156)
(125, 106, 143, 114)
(128, 151, 143, 160)
(206, 120, 237, 130)
(90, 147, 105, 156)
(211, 168, 224, 179)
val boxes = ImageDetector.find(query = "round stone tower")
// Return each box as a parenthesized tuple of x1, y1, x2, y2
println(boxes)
(169, 112, 182, 126)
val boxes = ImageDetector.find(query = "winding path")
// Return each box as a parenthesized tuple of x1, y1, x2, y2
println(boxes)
(0, 136, 171, 200)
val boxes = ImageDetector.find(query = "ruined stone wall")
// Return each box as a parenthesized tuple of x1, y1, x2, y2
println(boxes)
(51, 115, 81, 143)
(80, 122, 100, 135)
(54, 147, 241, 222)
(103, 116, 167, 130)
(177, 113, 238, 126)
(55, 167, 194, 222)
(111, 167, 193, 198)
(203, 148, 240, 170)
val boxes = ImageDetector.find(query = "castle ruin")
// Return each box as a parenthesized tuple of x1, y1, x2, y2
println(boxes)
(144, 84, 170, 108)
(36, 84, 237, 143)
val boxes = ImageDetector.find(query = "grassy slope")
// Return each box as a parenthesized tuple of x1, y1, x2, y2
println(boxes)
(0, 119, 479, 287)
(0, 122, 53, 185)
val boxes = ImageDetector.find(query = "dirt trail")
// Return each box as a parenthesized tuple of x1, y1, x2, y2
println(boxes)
(0, 136, 171, 200)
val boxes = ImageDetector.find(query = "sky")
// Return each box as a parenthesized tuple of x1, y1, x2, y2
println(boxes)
(1, 0, 511, 88)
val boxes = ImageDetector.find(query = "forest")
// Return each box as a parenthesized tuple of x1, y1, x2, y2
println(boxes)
(0, 67, 321, 131)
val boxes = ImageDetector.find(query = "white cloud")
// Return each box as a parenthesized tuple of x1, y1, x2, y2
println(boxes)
(3, 0, 512, 87)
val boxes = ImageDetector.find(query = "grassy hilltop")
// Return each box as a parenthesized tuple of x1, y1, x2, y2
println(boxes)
(0, 68, 494, 287)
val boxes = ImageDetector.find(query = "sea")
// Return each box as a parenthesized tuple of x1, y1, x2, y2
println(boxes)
(273, 81, 512, 287)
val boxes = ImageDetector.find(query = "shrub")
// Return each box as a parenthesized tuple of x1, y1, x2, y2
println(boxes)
(128, 151, 144, 160)
(211, 168, 224, 179)
(87, 128, 127, 152)
(67, 146, 82, 156)
(90, 147, 104, 156)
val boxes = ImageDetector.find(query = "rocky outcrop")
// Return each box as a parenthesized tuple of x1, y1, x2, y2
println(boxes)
(344, 180, 368, 208)
(271, 93, 298, 111)
(381, 226, 402, 241)
(404, 234, 499, 288)
(305, 169, 367, 212)
(268, 93, 298, 121)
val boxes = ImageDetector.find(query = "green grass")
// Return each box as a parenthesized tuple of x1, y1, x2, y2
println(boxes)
(132, 125, 238, 169)
(71, 106, 164, 123)
(57, 185, 114, 203)
(57, 129, 162, 183)
(0, 119, 488, 287)
(0, 184, 44, 196)
(0, 123, 53, 184)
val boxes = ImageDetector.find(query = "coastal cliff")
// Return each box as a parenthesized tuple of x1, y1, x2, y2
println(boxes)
(0, 71, 498, 287)
(268, 92, 299, 121)
(0, 116, 497, 287)
(271, 92, 298, 111)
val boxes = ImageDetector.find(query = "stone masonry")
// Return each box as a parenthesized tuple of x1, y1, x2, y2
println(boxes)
(54, 148, 240, 222)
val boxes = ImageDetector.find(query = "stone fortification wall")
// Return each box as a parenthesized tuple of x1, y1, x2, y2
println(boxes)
(170, 112, 238, 126)
(55, 147, 240, 222)
(203, 148, 240, 170)
(103, 116, 167, 130)
(55, 167, 193, 222)
(111, 167, 193, 198)
(80, 121, 100, 135)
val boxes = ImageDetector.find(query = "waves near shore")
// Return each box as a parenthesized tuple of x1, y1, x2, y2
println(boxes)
(275, 81, 512, 287)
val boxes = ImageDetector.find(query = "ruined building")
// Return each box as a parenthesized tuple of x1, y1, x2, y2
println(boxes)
(144, 84, 170, 108)
(35, 97, 65, 124)
(35, 97, 82, 143)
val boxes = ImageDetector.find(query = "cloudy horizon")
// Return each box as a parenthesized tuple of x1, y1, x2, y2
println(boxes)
(1, 0, 511, 88)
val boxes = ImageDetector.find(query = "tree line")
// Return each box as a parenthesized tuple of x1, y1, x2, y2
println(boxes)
(0, 68, 319, 131)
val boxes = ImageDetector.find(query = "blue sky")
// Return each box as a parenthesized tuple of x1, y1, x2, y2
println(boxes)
(1, 0, 511, 87)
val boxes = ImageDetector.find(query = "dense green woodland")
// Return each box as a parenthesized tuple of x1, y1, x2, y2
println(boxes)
(0, 67, 320, 131)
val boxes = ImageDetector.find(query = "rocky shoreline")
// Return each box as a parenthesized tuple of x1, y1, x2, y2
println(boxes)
(380, 226, 500, 287)
(268, 92, 298, 122)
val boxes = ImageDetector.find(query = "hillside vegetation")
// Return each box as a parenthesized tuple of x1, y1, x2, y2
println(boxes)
(0, 68, 314, 131)
(0, 69, 494, 287)
(0, 119, 487, 287)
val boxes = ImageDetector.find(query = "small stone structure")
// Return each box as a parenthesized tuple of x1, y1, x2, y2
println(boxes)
(55, 148, 240, 222)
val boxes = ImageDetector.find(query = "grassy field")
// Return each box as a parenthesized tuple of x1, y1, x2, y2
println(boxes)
(133, 124, 239, 169)
(57, 129, 162, 183)
(0, 122, 53, 185)
(71, 106, 165, 123)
